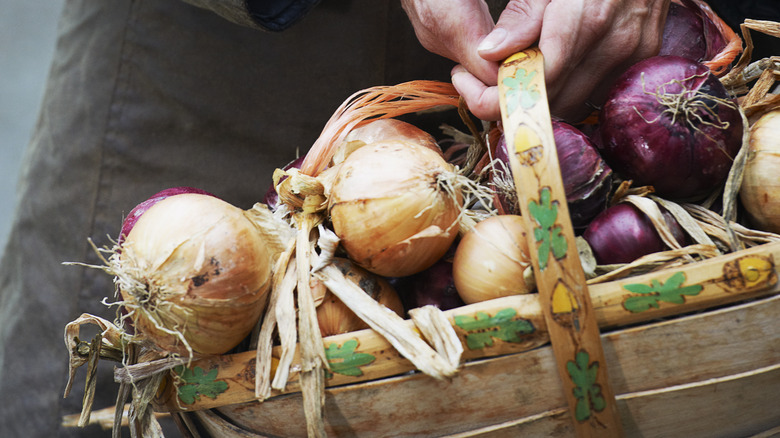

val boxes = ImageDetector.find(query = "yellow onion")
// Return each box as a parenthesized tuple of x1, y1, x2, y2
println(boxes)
(328, 139, 462, 277)
(453, 215, 535, 304)
(117, 193, 273, 356)
(331, 118, 442, 165)
(317, 258, 404, 337)
(740, 109, 780, 233)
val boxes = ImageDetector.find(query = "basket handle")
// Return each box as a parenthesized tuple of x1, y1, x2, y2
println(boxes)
(497, 48, 623, 436)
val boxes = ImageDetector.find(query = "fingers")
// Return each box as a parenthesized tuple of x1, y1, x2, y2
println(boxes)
(456, 0, 549, 121)
(478, 0, 549, 62)
(403, 0, 670, 123)
(400, 0, 497, 84)
(451, 65, 501, 121)
(541, 0, 669, 121)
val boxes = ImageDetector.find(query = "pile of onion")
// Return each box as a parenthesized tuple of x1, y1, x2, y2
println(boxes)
(597, 55, 743, 201)
(116, 190, 273, 356)
(328, 139, 462, 277)
(316, 258, 404, 337)
(740, 110, 780, 233)
(452, 215, 534, 304)
(492, 121, 613, 228)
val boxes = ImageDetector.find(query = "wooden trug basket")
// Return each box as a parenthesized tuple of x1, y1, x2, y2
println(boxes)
(60, 4, 780, 437)
(152, 11, 780, 438)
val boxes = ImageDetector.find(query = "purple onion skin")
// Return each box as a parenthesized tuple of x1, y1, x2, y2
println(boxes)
(583, 203, 689, 265)
(598, 56, 742, 201)
(660, 2, 708, 61)
(262, 155, 305, 210)
(552, 120, 613, 229)
(660, 1, 727, 63)
(404, 258, 465, 312)
(493, 121, 613, 228)
(119, 186, 215, 245)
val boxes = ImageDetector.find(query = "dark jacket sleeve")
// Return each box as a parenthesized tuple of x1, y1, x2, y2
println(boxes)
(182, 0, 322, 31)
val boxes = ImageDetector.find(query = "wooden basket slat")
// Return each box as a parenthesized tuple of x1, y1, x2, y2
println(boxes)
(156, 240, 780, 413)
(188, 292, 780, 437)
(453, 365, 780, 438)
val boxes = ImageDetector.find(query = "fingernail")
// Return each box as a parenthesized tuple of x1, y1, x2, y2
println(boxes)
(478, 28, 507, 53)
(451, 65, 468, 76)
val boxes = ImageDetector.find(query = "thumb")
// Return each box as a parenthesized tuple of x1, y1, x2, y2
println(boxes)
(477, 0, 548, 62)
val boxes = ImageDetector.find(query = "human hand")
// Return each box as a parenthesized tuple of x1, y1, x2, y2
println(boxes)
(405, 0, 671, 122)
(399, 0, 504, 106)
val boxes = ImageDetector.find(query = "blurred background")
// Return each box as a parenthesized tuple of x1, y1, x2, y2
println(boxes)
(0, 1, 64, 251)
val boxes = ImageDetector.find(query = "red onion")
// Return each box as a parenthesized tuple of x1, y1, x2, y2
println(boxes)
(582, 203, 688, 265)
(552, 120, 613, 229)
(492, 121, 613, 228)
(120, 186, 215, 245)
(405, 257, 465, 312)
(660, 1, 726, 63)
(597, 55, 742, 201)
(492, 134, 520, 215)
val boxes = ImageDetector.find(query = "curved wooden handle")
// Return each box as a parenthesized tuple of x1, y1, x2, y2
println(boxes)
(498, 48, 623, 436)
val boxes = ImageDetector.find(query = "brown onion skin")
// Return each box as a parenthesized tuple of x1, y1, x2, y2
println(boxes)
(120, 186, 215, 245)
(328, 140, 460, 277)
(582, 202, 689, 265)
(739, 110, 780, 233)
(118, 186, 216, 334)
(119, 194, 272, 355)
(335, 118, 442, 163)
(453, 215, 534, 304)
(262, 156, 305, 210)
(598, 56, 742, 201)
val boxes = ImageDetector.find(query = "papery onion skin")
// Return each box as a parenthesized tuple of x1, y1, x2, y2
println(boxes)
(453, 215, 534, 304)
(740, 110, 780, 233)
(491, 135, 520, 215)
(552, 120, 613, 229)
(660, 2, 713, 62)
(120, 186, 215, 245)
(263, 156, 305, 210)
(598, 56, 742, 201)
(332, 118, 442, 166)
(317, 258, 404, 337)
(660, 0, 727, 64)
(328, 139, 461, 277)
(582, 202, 689, 265)
(119, 193, 273, 356)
